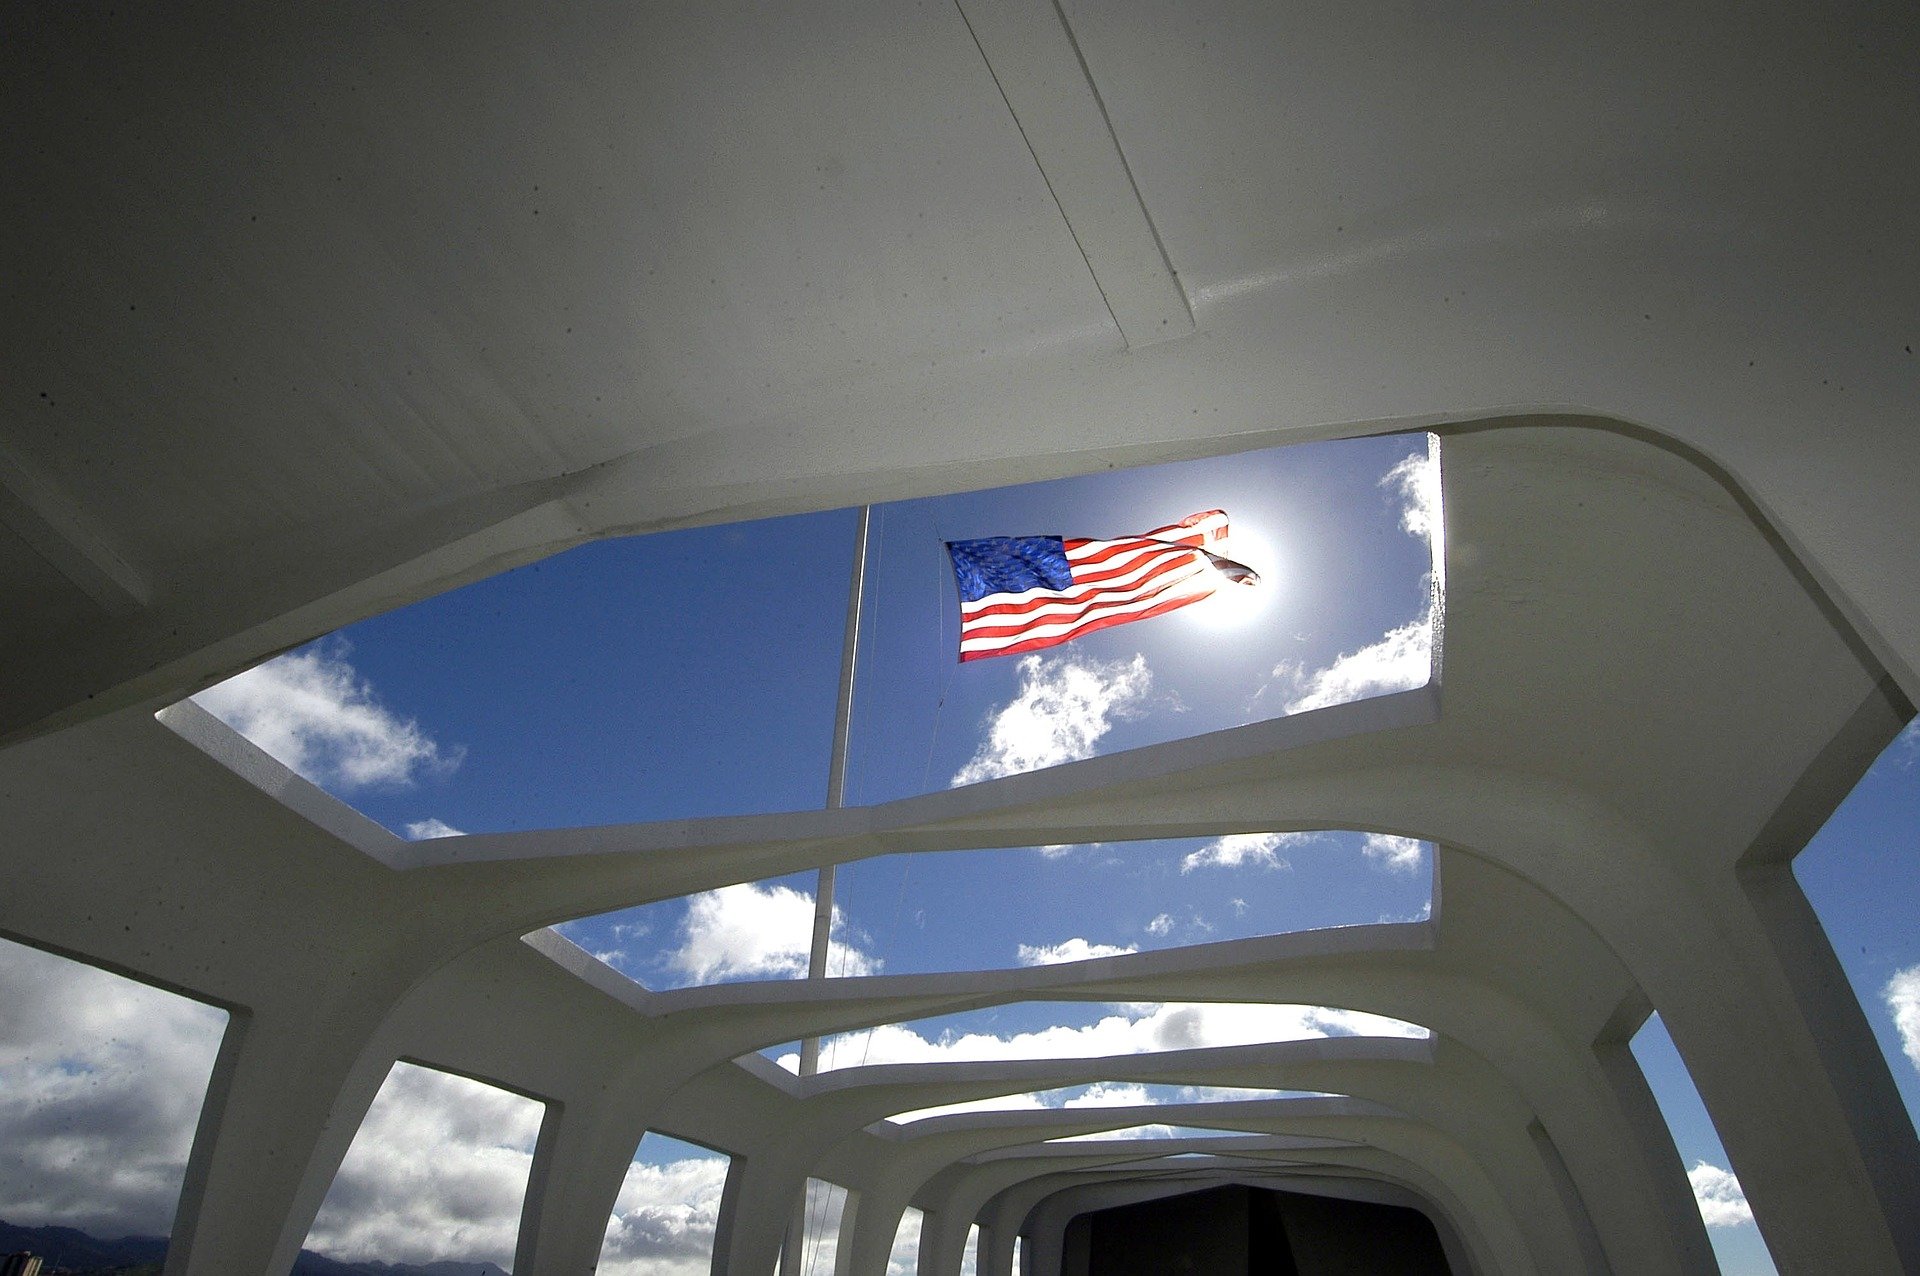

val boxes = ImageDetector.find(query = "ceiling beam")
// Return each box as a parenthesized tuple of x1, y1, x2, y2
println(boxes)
(958, 0, 1193, 348)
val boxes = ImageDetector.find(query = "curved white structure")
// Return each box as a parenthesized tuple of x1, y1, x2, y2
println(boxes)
(4, 5, 1918, 1272)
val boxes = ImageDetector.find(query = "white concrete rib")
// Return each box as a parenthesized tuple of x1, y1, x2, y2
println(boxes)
(4, 422, 1914, 1270)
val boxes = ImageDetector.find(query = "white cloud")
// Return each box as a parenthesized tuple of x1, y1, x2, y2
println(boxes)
(0, 939, 228, 1238)
(953, 653, 1151, 785)
(790, 1179, 849, 1274)
(0, 942, 567, 1272)
(1687, 1161, 1753, 1228)
(1180, 831, 1311, 873)
(404, 817, 464, 840)
(667, 882, 879, 984)
(1385, 443, 1442, 547)
(1051, 1122, 1182, 1142)
(1269, 616, 1433, 715)
(790, 1002, 1425, 1074)
(1884, 965, 1920, 1070)
(1016, 938, 1139, 967)
(597, 1151, 731, 1276)
(1362, 833, 1427, 873)
(1895, 717, 1920, 767)
(306, 1062, 542, 1268)
(1146, 913, 1174, 937)
(1231, 898, 1249, 916)
(893, 1082, 1306, 1125)
(887, 1206, 924, 1276)
(1063, 1081, 1154, 1108)
(893, 1093, 1051, 1123)
(1257, 446, 1440, 716)
(194, 639, 463, 791)
(600, 1143, 863, 1276)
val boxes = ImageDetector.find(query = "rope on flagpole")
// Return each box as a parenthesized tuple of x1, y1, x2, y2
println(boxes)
(923, 508, 958, 793)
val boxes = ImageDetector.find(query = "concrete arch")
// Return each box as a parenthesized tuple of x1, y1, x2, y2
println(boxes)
(0, 159, 1916, 1276)
(755, 1100, 1523, 1276)
(810, 1035, 1607, 1276)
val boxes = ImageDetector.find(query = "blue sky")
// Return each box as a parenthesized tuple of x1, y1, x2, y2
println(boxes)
(198, 430, 1436, 836)
(2, 431, 1915, 1272)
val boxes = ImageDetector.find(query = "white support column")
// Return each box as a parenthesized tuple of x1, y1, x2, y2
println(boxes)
(1656, 865, 1920, 1273)
(834, 1182, 910, 1276)
(829, 1187, 868, 1276)
(913, 1209, 971, 1276)
(163, 1008, 398, 1276)
(512, 1089, 657, 1276)
(719, 1159, 819, 1276)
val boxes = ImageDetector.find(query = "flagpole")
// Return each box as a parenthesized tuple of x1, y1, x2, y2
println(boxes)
(805, 502, 868, 1060)
(785, 504, 870, 1274)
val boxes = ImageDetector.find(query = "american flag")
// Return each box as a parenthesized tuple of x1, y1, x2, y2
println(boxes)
(946, 510, 1258, 661)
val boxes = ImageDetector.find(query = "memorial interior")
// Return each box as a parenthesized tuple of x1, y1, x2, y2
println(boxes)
(4, 4, 1920, 1273)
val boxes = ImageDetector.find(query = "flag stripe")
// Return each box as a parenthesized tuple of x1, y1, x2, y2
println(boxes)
(1061, 520, 1226, 565)
(1061, 510, 1228, 554)
(966, 529, 1226, 609)
(960, 546, 1208, 621)
(960, 584, 1215, 656)
(960, 564, 1210, 636)
(950, 510, 1255, 661)
(959, 586, 1217, 660)
(1064, 542, 1210, 589)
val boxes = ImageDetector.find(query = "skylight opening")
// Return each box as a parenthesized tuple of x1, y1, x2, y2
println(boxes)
(303, 1061, 543, 1273)
(0, 936, 229, 1255)
(552, 830, 1432, 992)
(777, 1001, 1428, 1075)
(180, 432, 1440, 836)
(889, 1083, 1338, 1126)
(1045, 1124, 1298, 1143)
(857, 432, 1442, 803)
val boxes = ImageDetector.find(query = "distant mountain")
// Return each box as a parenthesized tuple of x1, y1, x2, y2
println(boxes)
(0, 1219, 165, 1270)
(0, 1219, 509, 1276)
(291, 1249, 394, 1276)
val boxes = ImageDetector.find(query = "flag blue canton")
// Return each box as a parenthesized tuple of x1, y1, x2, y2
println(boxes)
(946, 536, 1074, 603)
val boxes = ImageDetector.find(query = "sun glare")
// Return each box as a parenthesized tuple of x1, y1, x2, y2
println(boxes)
(1190, 524, 1280, 631)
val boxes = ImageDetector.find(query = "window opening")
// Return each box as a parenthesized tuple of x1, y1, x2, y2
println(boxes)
(0, 936, 228, 1261)
(1791, 716, 1920, 1130)
(781, 1178, 850, 1276)
(598, 1132, 731, 1276)
(1629, 1013, 1776, 1275)
(303, 1061, 543, 1272)
(889, 1206, 925, 1276)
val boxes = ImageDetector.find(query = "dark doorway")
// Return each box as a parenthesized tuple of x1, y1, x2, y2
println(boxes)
(1071, 1183, 1450, 1275)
